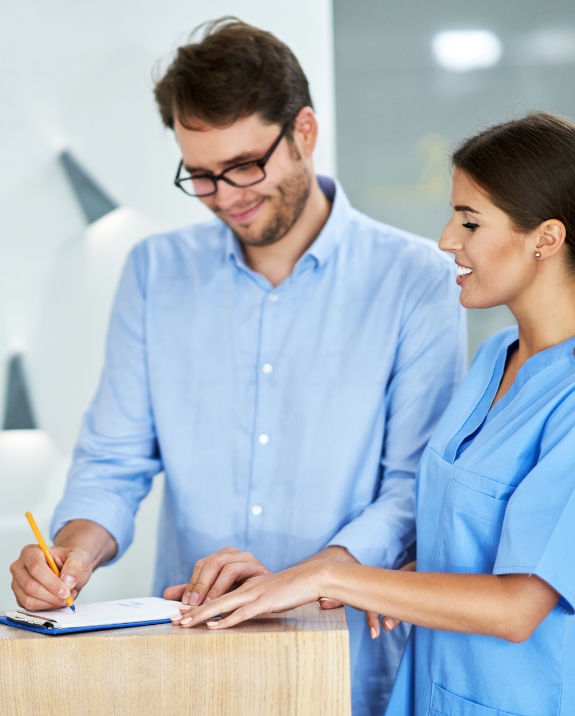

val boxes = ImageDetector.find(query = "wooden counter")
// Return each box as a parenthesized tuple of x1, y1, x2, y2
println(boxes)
(0, 602, 350, 716)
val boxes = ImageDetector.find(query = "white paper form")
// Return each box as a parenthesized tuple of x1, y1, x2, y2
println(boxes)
(11, 597, 182, 629)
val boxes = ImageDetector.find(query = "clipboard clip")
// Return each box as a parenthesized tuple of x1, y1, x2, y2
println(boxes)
(5, 611, 57, 629)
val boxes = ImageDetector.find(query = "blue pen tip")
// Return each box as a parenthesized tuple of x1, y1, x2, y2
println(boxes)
(70, 605, 76, 612)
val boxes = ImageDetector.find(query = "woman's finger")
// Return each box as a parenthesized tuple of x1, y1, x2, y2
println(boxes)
(205, 602, 266, 630)
(382, 617, 401, 631)
(365, 610, 381, 639)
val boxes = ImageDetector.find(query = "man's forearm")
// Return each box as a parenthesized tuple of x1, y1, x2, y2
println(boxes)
(54, 519, 118, 569)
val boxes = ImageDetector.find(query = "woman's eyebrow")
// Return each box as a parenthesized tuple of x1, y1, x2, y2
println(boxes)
(453, 204, 481, 214)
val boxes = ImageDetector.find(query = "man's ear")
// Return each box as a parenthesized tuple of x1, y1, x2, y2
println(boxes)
(532, 219, 566, 260)
(292, 107, 318, 158)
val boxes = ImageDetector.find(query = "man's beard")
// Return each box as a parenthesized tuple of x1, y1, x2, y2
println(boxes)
(215, 163, 312, 248)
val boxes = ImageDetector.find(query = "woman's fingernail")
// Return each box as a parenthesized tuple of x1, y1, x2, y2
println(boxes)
(207, 621, 219, 627)
(319, 598, 328, 602)
(384, 618, 394, 630)
(181, 617, 192, 625)
(370, 627, 377, 640)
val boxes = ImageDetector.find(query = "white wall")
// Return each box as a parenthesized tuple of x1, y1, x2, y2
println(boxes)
(0, 1, 336, 607)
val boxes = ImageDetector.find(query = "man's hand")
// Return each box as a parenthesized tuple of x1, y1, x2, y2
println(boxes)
(9, 519, 117, 611)
(164, 547, 271, 606)
(10, 545, 92, 611)
(302, 545, 358, 610)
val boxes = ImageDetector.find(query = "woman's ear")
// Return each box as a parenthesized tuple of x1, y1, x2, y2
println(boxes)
(533, 219, 566, 260)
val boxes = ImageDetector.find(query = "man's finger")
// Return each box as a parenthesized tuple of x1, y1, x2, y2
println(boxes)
(164, 584, 187, 601)
(319, 598, 344, 609)
(59, 551, 90, 591)
(205, 561, 267, 601)
(365, 610, 381, 639)
(12, 549, 70, 601)
(11, 576, 68, 611)
(183, 552, 259, 606)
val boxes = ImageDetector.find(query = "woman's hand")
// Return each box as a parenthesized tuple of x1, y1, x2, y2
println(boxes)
(366, 561, 416, 639)
(171, 561, 327, 629)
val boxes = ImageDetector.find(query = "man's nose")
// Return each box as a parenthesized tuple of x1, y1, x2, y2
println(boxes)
(213, 180, 248, 211)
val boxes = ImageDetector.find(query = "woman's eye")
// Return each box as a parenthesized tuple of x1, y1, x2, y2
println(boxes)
(462, 222, 479, 231)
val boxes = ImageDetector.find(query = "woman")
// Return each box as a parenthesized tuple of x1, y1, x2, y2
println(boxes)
(171, 112, 575, 715)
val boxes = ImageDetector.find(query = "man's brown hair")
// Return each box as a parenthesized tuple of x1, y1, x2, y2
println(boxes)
(154, 17, 313, 133)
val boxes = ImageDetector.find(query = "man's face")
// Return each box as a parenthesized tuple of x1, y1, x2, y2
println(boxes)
(174, 113, 312, 247)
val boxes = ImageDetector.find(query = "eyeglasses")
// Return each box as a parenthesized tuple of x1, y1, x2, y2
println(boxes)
(174, 118, 294, 198)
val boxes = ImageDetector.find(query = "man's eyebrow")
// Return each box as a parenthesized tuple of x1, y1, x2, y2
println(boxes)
(453, 204, 481, 214)
(184, 151, 262, 174)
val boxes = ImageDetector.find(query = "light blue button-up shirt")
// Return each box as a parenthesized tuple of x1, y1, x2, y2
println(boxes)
(51, 177, 466, 716)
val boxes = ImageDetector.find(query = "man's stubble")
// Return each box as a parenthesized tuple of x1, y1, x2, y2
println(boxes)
(216, 159, 312, 248)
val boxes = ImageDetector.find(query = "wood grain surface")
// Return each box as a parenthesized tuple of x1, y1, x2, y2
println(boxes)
(0, 602, 351, 716)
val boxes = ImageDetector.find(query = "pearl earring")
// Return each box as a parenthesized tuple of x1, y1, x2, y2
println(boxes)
(535, 252, 541, 258)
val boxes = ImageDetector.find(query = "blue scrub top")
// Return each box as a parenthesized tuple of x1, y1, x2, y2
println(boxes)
(387, 326, 575, 716)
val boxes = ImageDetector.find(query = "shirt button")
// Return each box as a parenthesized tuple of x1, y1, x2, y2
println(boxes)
(258, 434, 269, 445)
(251, 505, 263, 516)
(268, 293, 278, 302)
(262, 363, 273, 374)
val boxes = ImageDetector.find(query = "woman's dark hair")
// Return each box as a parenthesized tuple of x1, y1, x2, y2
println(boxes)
(154, 17, 312, 134)
(452, 111, 575, 271)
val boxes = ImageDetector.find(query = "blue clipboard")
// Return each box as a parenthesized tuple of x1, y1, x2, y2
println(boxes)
(0, 615, 172, 636)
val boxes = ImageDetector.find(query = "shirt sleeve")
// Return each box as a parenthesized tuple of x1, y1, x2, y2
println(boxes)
(327, 259, 467, 568)
(493, 390, 575, 613)
(50, 242, 162, 563)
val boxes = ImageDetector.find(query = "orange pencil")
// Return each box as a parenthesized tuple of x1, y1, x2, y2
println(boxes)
(24, 511, 76, 612)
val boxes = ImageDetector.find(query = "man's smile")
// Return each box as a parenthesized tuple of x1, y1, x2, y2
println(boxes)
(225, 198, 266, 224)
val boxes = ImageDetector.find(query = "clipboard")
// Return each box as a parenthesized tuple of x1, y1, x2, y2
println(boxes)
(1, 597, 182, 636)
(0, 615, 173, 635)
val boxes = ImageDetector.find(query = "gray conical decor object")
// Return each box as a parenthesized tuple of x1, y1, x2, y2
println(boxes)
(2, 355, 37, 430)
(60, 151, 118, 224)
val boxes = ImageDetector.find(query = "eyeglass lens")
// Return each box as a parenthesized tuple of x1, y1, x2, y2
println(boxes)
(186, 162, 266, 197)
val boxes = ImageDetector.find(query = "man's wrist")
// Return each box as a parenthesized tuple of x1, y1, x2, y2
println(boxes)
(319, 545, 359, 563)
(54, 519, 118, 569)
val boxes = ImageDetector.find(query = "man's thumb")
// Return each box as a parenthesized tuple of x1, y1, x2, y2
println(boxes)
(60, 553, 86, 589)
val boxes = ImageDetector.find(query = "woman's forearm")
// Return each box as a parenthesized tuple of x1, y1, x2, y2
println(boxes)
(320, 563, 559, 642)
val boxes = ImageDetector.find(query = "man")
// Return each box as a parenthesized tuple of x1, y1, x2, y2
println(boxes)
(10, 19, 466, 715)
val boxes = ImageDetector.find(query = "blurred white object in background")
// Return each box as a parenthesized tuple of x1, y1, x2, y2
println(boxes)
(0, 430, 59, 518)
(432, 30, 502, 72)
(31, 206, 155, 456)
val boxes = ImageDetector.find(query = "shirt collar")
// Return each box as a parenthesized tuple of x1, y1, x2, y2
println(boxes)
(224, 175, 352, 271)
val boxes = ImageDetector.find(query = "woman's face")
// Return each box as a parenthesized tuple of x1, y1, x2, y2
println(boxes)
(439, 168, 536, 309)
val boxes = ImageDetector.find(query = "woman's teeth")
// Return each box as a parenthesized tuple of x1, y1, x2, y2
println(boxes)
(457, 265, 473, 277)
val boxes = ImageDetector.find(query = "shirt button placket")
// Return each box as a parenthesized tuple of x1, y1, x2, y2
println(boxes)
(248, 291, 278, 540)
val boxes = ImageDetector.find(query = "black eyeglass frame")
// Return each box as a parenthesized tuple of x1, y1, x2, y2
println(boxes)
(174, 116, 295, 198)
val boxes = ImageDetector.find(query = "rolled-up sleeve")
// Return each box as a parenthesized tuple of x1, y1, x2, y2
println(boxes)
(328, 261, 467, 568)
(50, 243, 162, 563)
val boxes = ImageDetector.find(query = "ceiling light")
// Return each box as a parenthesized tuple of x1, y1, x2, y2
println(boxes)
(432, 30, 502, 72)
